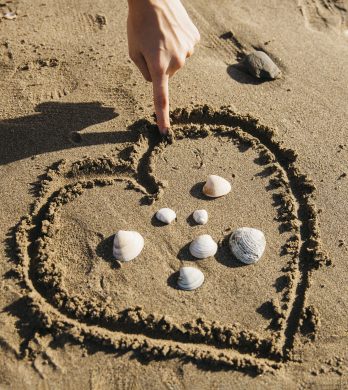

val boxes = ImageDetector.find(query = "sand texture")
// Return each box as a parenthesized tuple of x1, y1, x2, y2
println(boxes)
(1, 0, 348, 388)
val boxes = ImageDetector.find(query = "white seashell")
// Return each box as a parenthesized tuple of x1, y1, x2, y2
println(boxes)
(229, 227, 266, 264)
(156, 208, 176, 224)
(202, 175, 231, 198)
(193, 209, 208, 225)
(113, 230, 144, 262)
(177, 266, 204, 291)
(189, 234, 218, 259)
(3, 12, 17, 20)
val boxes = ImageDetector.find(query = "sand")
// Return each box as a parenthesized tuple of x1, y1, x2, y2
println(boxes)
(1, 0, 348, 388)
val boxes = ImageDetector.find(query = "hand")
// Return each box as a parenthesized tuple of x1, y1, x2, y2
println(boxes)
(127, 0, 200, 134)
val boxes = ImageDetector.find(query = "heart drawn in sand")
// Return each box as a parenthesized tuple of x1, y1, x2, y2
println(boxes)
(14, 106, 330, 374)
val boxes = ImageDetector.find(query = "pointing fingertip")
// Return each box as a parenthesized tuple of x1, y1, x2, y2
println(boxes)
(160, 128, 175, 144)
(159, 127, 169, 135)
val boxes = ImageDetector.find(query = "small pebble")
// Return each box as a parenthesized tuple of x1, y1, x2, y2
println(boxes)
(242, 51, 281, 80)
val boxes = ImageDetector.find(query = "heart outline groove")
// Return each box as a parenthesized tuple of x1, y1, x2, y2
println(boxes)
(12, 105, 330, 374)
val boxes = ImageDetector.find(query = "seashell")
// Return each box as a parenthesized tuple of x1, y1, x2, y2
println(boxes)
(189, 234, 218, 259)
(229, 227, 266, 264)
(156, 208, 176, 224)
(242, 51, 281, 80)
(3, 12, 17, 20)
(202, 175, 231, 198)
(177, 266, 204, 291)
(113, 230, 144, 262)
(193, 209, 208, 225)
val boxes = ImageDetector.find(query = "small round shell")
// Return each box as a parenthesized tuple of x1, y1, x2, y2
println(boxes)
(229, 227, 266, 264)
(189, 234, 218, 259)
(113, 230, 144, 262)
(177, 266, 204, 291)
(193, 209, 208, 225)
(202, 175, 231, 198)
(155, 208, 176, 224)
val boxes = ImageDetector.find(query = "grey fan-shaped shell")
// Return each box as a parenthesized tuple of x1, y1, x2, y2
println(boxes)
(229, 227, 266, 264)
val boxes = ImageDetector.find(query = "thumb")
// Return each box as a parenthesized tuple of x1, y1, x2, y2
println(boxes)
(152, 72, 170, 135)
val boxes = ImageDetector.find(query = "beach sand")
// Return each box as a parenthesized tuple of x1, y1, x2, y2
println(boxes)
(0, 0, 348, 388)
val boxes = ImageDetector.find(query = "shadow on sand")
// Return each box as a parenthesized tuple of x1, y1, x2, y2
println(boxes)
(0, 101, 140, 165)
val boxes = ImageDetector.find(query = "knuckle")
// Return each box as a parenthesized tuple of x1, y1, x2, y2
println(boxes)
(167, 55, 185, 75)
(175, 56, 186, 68)
(187, 46, 195, 57)
(149, 54, 166, 74)
(152, 62, 166, 75)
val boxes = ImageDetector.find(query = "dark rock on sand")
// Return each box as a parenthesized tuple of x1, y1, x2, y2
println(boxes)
(242, 51, 281, 80)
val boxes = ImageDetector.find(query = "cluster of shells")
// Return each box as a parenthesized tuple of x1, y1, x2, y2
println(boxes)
(113, 175, 266, 291)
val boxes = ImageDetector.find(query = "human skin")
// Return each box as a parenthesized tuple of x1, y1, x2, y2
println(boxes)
(127, 0, 200, 134)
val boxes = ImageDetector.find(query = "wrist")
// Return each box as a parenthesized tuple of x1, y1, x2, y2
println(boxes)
(128, 0, 153, 7)
(128, 0, 162, 21)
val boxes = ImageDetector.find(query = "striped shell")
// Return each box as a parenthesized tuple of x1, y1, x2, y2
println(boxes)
(229, 227, 266, 264)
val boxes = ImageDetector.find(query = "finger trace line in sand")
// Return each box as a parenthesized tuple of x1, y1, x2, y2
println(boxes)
(54, 0, 108, 36)
(16, 60, 78, 103)
(12, 106, 330, 373)
(299, 0, 348, 34)
(184, 3, 250, 62)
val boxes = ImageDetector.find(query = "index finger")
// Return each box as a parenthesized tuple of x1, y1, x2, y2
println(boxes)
(152, 72, 170, 135)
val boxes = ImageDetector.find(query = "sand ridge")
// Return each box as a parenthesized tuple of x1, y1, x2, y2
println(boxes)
(11, 106, 330, 375)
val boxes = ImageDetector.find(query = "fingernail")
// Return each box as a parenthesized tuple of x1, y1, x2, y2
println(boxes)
(160, 127, 169, 135)
(160, 128, 175, 145)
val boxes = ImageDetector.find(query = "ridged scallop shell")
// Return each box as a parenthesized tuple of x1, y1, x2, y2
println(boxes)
(156, 208, 176, 224)
(193, 209, 208, 225)
(189, 234, 218, 259)
(229, 227, 266, 264)
(113, 230, 144, 262)
(177, 266, 204, 291)
(202, 175, 231, 198)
